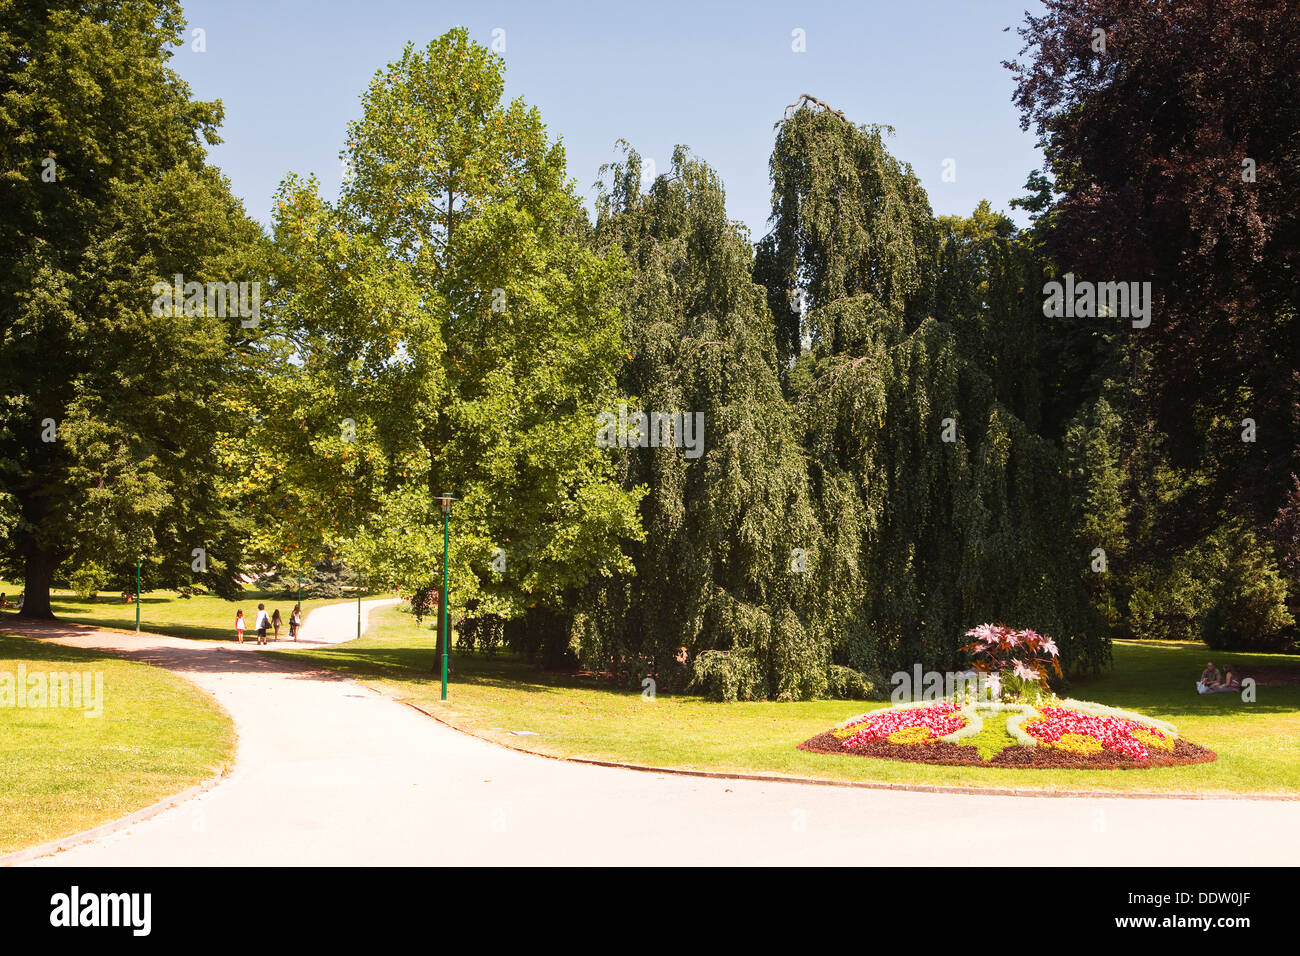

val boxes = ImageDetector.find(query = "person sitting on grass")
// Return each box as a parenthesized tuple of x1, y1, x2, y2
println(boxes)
(1219, 663, 1242, 692)
(1197, 660, 1222, 694)
(0, 592, 8, 608)
(1201, 663, 1243, 694)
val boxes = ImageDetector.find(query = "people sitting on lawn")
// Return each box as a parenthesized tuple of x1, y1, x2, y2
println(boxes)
(0, 592, 8, 608)
(1198, 661, 1243, 694)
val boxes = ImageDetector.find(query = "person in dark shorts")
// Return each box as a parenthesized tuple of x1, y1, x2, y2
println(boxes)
(255, 603, 270, 645)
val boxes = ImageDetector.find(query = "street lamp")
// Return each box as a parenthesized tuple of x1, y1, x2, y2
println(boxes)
(135, 557, 141, 633)
(435, 493, 456, 701)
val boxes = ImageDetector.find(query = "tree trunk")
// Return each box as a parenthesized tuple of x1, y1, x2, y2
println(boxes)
(17, 543, 58, 619)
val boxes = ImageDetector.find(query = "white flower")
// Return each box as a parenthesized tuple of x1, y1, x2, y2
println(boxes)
(1013, 661, 1041, 681)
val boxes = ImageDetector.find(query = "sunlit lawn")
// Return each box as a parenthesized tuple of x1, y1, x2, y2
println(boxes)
(0, 633, 234, 855)
(274, 603, 1300, 795)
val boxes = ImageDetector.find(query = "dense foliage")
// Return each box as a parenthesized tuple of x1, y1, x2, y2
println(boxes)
(5, 6, 1294, 685)
(764, 107, 1107, 686)
(1008, 0, 1300, 650)
(261, 29, 644, 664)
(0, 0, 266, 615)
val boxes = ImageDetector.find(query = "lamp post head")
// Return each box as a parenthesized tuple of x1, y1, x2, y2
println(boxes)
(438, 493, 456, 514)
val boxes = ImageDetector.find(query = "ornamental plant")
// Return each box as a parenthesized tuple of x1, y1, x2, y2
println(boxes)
(960, 624, 1063, 700)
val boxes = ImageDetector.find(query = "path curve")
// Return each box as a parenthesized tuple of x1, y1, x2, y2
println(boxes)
(7, 601, 1300, 866)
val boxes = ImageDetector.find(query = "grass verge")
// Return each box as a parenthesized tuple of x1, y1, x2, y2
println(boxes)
(0, 632, 235, 854)
(272, 603, 1300, 795)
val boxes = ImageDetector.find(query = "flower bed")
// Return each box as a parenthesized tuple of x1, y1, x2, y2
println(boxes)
(801, 698, 1215, 770)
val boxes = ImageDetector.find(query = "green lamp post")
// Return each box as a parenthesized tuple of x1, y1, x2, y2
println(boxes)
(436, 493, 456, 701)
(135, 558, 141, 633)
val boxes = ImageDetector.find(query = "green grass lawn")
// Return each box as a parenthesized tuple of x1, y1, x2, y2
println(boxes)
(0, 578, 368, 642)
(0, 632, 235, 855)
(273, 603, 1300, 795)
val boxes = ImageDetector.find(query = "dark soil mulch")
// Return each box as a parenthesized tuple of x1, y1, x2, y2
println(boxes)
(798, 731, 1217, 770)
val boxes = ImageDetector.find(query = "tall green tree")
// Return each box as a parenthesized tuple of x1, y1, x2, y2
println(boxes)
(0, 0, 266, 616)
(266, 29, 642, 657)
(762, 102, 1106, 676)
(1008, 0, 1300, 648)
(580, 144, 836, 700)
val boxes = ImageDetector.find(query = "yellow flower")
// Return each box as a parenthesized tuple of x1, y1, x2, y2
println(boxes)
(1053, 733, 1103, 755)
(1132, 728, 1173, 752)
(887, 725, 934, 746)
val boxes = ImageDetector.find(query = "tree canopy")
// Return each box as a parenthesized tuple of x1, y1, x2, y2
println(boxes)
(0, 0, 266, 614)
(263, 29, 643, 660)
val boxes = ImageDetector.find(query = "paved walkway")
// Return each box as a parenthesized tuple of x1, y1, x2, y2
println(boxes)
(7, 601, 1299, 865)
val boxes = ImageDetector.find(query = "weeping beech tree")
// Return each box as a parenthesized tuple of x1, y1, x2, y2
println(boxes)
(553, 106, 1106, 699)
(764, 102, 1107, 678)
(560, 144, 871, 701)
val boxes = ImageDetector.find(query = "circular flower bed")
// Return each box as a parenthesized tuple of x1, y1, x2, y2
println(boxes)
(801, 698, 1215, 770)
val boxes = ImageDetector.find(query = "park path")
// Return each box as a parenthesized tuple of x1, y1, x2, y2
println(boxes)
(6, 600, 1299, 866)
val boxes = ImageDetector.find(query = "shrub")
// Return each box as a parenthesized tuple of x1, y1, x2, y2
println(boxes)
(68, 562, 106, 600)
(1124, 559, 1212, 642)
(827, 664, 878, 700)
(459, 614, 504, 654)
(1201, 524, 1294, 651)
(691, 648, 767, 702)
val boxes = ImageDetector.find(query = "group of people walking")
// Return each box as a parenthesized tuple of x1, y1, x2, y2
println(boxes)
(235, 603, 302, 645)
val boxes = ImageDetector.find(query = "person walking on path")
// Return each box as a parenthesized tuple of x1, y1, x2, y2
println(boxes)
(254, 603, 270, 646)
(235, 609, 246, 644)
(289, 604, 302, 641)
(271, 608, 282, 641)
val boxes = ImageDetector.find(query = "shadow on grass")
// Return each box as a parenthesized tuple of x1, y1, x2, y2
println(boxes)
(0, 633, 135, 668)
(0, 623, 360, 685)
(53, 615, 232, 642)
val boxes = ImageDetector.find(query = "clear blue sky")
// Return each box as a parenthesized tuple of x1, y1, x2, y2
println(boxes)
(171, 0, 1046, 237)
